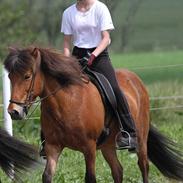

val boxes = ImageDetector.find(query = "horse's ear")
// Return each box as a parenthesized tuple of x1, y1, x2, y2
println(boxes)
(31, 47, 40, 59)
(8, 46, 17, 53)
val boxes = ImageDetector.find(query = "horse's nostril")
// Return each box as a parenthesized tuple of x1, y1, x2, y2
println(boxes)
(9, 109, 22, 120)
(12, 110, 18, 115)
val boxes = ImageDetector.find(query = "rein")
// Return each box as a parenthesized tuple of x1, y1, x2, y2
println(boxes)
(10, 85, 62, 108)
(30, 87, 62, 104)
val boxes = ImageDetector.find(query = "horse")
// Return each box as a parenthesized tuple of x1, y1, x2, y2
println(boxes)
(4, 46, 183, 183)
(0, 127, 39, 182)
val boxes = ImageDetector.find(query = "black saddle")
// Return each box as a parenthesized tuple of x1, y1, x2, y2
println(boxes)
(84, 68, 122, 146)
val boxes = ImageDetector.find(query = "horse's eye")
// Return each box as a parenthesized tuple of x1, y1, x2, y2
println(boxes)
(24, 74, 31, 80)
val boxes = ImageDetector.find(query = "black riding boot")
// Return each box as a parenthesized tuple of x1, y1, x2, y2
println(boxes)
(115, 89, 138, 152)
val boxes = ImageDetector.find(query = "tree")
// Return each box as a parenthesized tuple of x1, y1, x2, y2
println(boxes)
(103, 0, 122, 14)
(0, 1, 36, 59)
(102, 0, 144, 52)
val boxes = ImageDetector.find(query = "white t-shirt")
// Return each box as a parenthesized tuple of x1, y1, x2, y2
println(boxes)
(61, 0, 114, 48)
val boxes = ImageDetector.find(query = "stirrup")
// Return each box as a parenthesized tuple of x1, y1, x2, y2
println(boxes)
(115, 128, 132, 150)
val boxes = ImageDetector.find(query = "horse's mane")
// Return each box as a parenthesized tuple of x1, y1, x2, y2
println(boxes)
(39, 48, 83, 86)
(4, 47, 83, 86)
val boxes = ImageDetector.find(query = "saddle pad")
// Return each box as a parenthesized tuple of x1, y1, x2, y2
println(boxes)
(85, 68, 117, 111)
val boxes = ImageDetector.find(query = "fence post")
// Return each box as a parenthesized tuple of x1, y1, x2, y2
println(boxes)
(2, 67, 12, 135)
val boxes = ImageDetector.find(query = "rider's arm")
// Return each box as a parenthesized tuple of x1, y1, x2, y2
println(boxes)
(92, 30, 111, 57)
(63, 34, 72, 57)
(87, 30, 111, 66)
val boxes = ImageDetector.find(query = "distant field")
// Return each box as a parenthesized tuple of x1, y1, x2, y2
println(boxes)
(112, 0, 183, 51)
(0, 50, 182, 182)
(111, 50, 183, 84)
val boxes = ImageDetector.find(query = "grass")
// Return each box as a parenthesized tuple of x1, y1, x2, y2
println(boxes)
(111, 50, 183, 84)
(0, 50, 183, 182)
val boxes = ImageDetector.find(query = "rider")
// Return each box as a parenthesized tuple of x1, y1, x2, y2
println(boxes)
(60, 0, 137, 151)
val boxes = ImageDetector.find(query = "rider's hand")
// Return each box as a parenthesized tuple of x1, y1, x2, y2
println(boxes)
(87, 53, 96, 67)
(79, 51, 96, 68)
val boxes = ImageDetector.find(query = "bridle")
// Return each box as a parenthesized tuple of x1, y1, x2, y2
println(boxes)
(9, 68, 37, 114)
(9, 58, 87, 115)
(9, 66, 63, 115)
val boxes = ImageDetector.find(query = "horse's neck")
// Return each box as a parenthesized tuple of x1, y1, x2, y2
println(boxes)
(42, 77, 60, 96)
(41, 76, 81, 109)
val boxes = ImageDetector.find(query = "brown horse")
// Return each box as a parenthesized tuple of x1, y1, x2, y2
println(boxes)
(4, 47, 183, 183)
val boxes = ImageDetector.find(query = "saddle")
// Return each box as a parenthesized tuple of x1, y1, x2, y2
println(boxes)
(83, 67, 122, 146)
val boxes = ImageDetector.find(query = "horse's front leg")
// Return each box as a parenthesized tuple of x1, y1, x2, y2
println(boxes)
(42, 144, 62, 183)
(83, 140, 97, 183)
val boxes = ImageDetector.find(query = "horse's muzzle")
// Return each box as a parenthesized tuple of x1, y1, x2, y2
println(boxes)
(8, 105, 27, 120)
(8, 109, 23, 120)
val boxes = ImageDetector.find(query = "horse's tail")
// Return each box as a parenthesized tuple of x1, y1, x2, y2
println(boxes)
(0, 128, 40, 181)
(147, 125, 183, 181)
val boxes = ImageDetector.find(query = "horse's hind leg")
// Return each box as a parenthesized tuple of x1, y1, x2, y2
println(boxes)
(137, 140, 149, 183)
(42, 144, 62, 183)
(83, 140, 97, 183)
(136, 108, 150, 183)
(101, 146, 123, 183)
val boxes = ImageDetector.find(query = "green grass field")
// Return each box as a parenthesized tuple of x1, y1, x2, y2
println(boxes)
(111, 50, 183, 84)
(0, 50, 183, 182)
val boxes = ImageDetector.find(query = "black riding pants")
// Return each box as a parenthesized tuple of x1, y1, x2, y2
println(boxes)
(72, 46, 136, 133)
